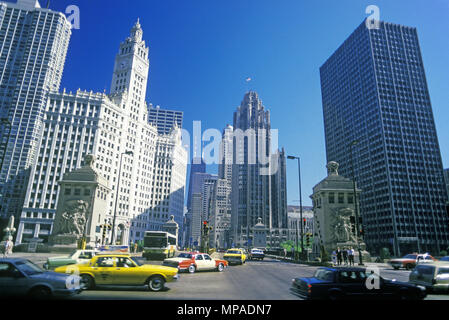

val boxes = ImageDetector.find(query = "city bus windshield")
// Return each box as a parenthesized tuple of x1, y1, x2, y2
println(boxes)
(144, 236, 167, 248)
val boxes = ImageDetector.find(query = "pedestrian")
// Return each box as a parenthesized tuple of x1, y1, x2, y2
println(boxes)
(134, 242, 138, 253)
(283, 248, 287, 258)
(95, 240, 100, 250)
(331, 250, 337, 266)
(4, 239, 13, 257)
(336, 247, 342, 266)
(348, 247, 355, 266)
(342, 248, 348, 265)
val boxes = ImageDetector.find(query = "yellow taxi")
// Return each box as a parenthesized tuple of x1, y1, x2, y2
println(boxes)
(54, 253, 179, 292)
(223, 248, 247, 265)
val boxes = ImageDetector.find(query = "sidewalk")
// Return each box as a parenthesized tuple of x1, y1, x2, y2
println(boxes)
(268, 254, 390, 268)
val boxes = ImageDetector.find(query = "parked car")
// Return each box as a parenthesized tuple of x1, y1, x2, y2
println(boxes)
(249, 248, 265, 261)
(0, 258, 82, 299)
(290, 267, 427, 300)
(163, 252, 228, 273)
(223, 249, 247, 265)
(43, 249, 98, 270)
(54, 253, 178, 292)
(388, 254, 436, 270)
(409, 262, 449, 293)
(439, 256, 449, 262)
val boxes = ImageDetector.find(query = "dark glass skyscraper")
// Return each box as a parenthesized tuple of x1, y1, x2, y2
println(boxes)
(320, 20, 448, 256)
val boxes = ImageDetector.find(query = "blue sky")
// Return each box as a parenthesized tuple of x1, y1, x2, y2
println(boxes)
(46, 0, 449, 206)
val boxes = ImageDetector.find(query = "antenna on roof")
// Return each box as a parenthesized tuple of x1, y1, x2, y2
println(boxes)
(46, 0, 50, 9)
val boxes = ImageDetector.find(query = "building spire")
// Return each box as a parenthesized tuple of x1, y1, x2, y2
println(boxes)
(130, 18, 143, 41)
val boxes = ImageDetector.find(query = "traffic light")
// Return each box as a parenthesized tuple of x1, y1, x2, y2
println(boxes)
(303, 218, 306, 227)
(305, 233, 311, 247)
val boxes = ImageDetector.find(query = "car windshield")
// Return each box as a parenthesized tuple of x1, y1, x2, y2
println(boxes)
(16, 260, 44, 276)
(403, 254, 417, 259)
(314, 269, 334, 282)
(252, 250, 262, 253)
(177, 253, 192, 259)
(68, 250, 78, 258)
(130, 257, 142, 266)
(227, 250, 241, 254)
(437, 267, 449, 275)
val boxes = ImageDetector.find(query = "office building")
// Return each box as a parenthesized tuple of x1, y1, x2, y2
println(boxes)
(148, 104, 183, 135)
(0, 0, 71, 227)
(231, 91, 288, 247)
(16, 21, 187, 246)
(320, 20, 449, 255)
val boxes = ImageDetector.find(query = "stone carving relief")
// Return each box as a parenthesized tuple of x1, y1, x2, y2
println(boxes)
(54, 200, 89, 237)
(332, 208, 356, 243)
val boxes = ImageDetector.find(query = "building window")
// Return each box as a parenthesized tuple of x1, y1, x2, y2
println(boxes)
(64, 188, 71, 195)
(84, 189, 91, 196)
(74, 189, 81, 196)
(338, 193, 344, 204)
(328, 193, 335, 204)
(348, 194, 354, 204)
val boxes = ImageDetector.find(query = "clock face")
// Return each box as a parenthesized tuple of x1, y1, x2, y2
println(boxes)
(120, 60, 128, 69)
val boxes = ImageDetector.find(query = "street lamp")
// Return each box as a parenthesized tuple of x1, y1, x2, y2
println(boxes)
(349, 140, 364, 266)
(287, 155, 304, 260)
(110, 150, 133, 245)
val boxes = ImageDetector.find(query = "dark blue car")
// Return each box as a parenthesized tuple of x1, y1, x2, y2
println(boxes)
(0, 258, 82, 299)
(290, 267, 427, 300)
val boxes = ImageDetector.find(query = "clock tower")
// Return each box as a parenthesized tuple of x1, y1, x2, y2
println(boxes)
(110, 19, 149, 108)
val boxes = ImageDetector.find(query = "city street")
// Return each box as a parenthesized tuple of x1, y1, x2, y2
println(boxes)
(15, 254, 444, 301)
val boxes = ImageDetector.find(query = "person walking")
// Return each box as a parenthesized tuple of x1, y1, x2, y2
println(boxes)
(4, 239, 13, 258)
(342, 248, 348, 265)
(348, 247, 355, 266)
(336, 247, 342, 266)
(134, 242, 138, 254)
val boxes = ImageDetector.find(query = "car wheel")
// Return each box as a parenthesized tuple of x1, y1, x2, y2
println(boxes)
(393, 266, 399, 270)
(29, 286, 52, 299)
(328, 291, 342, 301)
(147, 275, 165, 292)
(405, 264, 413, 270)
(399, 291, 411, 300)
(217, 263, 224, 272)
(80, 274, 95, 290)
(188, 264, 196, 273)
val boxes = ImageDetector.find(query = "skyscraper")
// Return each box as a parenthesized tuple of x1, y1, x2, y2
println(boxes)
(186, 157, 206, 211)
(320, 20, 449, 256)
(15, 21, 187, 246)
(0, 0, 71, 226)
(148, 104, 183, 135)
(444, 169, 449, 203)
(231, 91, 288, 247)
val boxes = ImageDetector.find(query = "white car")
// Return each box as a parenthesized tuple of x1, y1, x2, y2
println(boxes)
(43, 249, 98, 270)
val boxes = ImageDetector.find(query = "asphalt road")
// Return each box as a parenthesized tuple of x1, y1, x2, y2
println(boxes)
(62, 257, 448, 300)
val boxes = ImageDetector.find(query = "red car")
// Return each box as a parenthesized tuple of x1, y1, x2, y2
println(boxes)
(162, 252, 228, 273)
(388, 253, 437, 270)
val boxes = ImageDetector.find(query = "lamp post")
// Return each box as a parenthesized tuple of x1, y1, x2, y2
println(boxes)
(349, 140, 364, 266)
(110, 150, 133, 245)
(287, 155, 304, 259)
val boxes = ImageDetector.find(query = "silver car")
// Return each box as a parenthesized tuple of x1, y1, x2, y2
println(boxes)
(409, 262, 449, 293)
(0, 258, 82, 299)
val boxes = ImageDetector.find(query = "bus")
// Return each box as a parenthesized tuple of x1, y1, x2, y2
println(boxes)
(143, 231, 177, 260)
